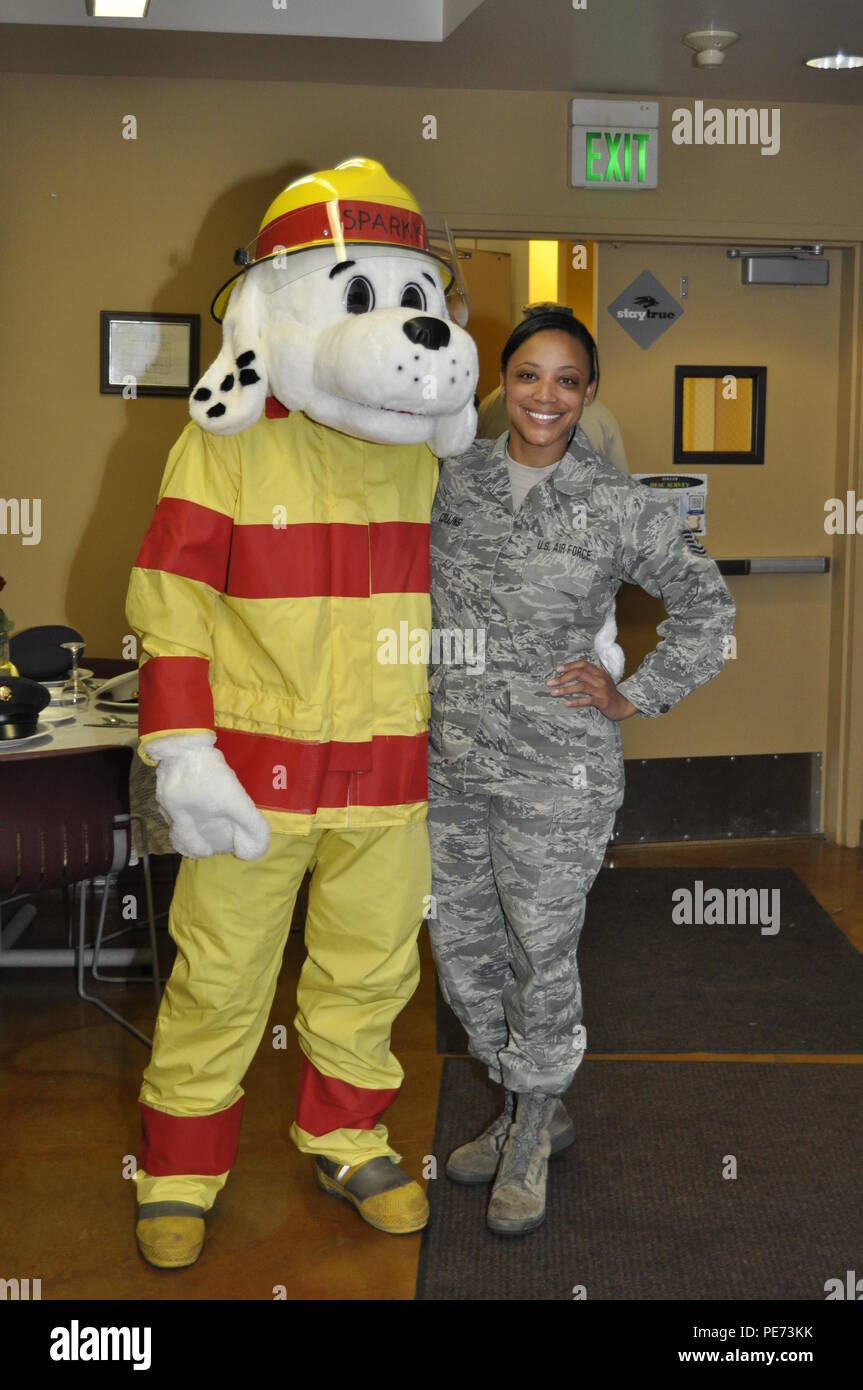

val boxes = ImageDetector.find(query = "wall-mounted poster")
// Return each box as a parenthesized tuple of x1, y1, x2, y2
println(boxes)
(632, 472, 708, 538)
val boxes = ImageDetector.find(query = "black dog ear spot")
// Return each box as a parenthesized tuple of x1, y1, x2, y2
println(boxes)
(220, 373, 235, 392)
(207, 403, 227, 418)
(193, 387, 212, 401)
(236, 350, 256, 368)
(239, 368, 261, 386)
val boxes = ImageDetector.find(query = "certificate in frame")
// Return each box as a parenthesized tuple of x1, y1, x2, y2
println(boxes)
(100, 311, 200, 397)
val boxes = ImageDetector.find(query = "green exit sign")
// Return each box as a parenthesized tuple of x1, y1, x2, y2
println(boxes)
(570, 99, 659, 190)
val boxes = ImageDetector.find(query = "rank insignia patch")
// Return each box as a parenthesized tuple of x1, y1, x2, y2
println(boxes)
(681, 529, 707, 556)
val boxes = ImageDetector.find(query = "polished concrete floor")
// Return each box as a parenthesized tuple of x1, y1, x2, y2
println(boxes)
(0, 834, 860, 1301)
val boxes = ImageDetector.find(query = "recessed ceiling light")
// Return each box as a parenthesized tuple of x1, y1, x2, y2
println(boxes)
(805, 52, 863, 69)
(85, 1, 151, 17)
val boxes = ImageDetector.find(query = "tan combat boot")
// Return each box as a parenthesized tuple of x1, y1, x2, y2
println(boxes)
(486, 1091, 560, 1236)
(448, 1090, 574, 1185)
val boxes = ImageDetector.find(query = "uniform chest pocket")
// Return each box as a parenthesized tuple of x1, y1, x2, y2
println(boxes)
(522, 545, 619, 599)
(522, 551, 595, 598)
(431, 522, 468, 565)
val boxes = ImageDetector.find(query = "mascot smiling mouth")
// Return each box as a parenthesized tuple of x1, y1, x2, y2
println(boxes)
(190, 161, 478, 455)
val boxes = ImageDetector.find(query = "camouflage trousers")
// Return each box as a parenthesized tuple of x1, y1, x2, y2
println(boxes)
(427, 778, 617, 1095)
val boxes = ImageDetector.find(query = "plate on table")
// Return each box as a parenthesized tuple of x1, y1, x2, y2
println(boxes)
(95, 698, 139, 715)
(0, 722, 54, 749)
(39, 709, 76, 727)
(38, 668, 94, 689)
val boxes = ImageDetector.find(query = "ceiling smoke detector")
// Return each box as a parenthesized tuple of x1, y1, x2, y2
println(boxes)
(683, 29, 740, 67)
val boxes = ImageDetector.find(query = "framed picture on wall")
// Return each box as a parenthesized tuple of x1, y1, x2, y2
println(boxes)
(673, 365, 767, 466)
(100, 311, 200, 397)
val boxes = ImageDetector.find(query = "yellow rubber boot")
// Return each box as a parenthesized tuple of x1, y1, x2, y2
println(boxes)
(135, 1202, 206, 1269)
(314, 1156, 429, 1234)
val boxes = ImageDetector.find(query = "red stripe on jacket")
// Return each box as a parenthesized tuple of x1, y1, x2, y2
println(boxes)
(139, 656, 214, 736)
(138, 1098, 244, 1177)
(134, 497, 232, 589)
(215, 726, 428, 812)
(370, 521, 429, 593)
(226, 520, 429, 598)
(295, 1056, 399, 1136)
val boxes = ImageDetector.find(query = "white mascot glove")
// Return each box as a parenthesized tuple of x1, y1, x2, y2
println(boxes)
(594, 610, 626, 684)
(146, 733, 271, 861)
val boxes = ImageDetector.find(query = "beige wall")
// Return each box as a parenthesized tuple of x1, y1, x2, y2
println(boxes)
(1, 72, 861, 839)
(596, 241, 841, 774)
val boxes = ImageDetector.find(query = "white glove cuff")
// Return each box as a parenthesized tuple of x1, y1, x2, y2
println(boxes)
(145, 732, 218, 762)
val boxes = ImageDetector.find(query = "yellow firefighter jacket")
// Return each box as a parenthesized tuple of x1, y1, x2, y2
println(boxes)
(125, 399, 438, 834)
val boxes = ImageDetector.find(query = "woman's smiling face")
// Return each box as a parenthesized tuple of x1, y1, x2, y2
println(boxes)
(501, 329, 595, 454)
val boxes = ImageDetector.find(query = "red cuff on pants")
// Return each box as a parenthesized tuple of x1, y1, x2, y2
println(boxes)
(138, 1098, 244, 1176)
(295, 1057, 398, 1135)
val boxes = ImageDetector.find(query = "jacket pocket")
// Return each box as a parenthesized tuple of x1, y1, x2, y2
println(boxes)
(522, 552, 594, 598)
(211, 680, 325, 738)
(431, 525, 467, 567)
(507, 676, 589, 787)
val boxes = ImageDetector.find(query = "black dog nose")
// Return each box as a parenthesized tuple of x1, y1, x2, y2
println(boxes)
(402, 316, 451, 351)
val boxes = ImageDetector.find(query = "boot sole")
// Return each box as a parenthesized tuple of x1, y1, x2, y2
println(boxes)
(314, 1163, 429, 1234)
(487, 1209, 547, 1237)
(446, 1120, 576, 1186)
(135, 1237, 204, 1270)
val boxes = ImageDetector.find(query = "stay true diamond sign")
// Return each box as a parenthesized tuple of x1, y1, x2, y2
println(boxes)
(606, 270, 684, 350)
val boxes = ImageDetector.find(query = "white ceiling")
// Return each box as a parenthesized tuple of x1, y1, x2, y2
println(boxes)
(0, 0, 485, 42)
(3, 0, 863, 103)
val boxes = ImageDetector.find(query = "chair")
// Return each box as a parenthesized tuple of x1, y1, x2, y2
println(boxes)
(0, 746, 161, 1046)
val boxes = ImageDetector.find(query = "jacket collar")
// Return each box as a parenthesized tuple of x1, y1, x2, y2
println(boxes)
(485, 426, 598, 499)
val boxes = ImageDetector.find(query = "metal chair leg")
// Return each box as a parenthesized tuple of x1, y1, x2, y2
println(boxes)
(63, 883, 73, 946)
(75, 879, 153, 1048)
(90, 817, 163, 1010)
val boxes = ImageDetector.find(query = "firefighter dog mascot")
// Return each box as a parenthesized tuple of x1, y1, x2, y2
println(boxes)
(125, 158, 478, 1268)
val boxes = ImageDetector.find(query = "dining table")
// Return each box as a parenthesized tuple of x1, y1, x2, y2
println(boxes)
(0, 703, 173, 861)
(0, 679, 176, 971)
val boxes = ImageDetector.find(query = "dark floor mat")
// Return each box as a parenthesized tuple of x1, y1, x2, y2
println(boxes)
(416, 1057, 863, 1300)
(436, 868, 863, 1054)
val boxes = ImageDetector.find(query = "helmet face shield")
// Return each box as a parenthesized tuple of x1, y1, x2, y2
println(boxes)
(425, 214, 470, 327)
(212, 194, 469, 324)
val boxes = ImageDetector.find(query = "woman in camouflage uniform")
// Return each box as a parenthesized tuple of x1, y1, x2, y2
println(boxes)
(427, 308, 735, 1235)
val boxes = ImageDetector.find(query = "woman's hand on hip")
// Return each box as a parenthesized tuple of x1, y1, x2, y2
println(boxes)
(546, 660, 637, 721)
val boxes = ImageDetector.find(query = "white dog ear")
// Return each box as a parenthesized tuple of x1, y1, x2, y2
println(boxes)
(428, 400, 477, 459)
(189, 273, 269, 436)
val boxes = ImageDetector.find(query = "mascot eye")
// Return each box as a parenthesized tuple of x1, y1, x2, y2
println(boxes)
(345, 276, 375, 314)
(400, 283, 427, 311)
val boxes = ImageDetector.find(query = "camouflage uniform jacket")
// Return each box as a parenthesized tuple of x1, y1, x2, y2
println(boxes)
(428, 428, 736, 798)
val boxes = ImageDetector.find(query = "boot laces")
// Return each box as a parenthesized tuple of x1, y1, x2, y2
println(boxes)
(503, 1097, 555, 1174)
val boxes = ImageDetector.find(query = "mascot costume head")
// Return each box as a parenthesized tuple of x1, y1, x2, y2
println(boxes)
(191, 156, 477, 456)
(126, 158, 479, 1267)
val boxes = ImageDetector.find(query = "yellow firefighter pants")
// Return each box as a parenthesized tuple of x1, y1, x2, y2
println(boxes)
(133, 821, 430, 1211)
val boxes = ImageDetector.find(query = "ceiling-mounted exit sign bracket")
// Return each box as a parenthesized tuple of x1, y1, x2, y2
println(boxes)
(570, 99, 659, 190)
